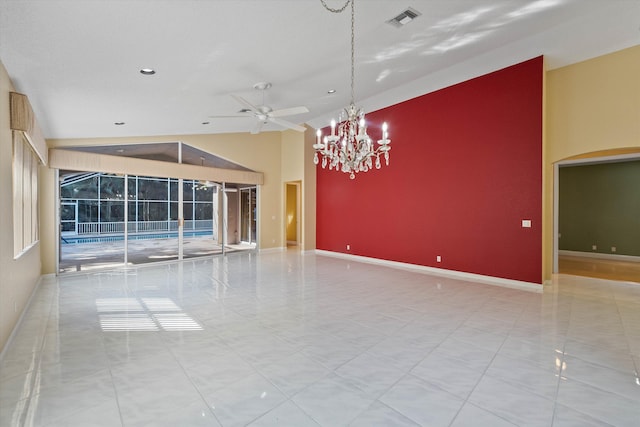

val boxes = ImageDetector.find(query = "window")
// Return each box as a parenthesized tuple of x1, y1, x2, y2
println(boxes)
(13, 133, 39, 257)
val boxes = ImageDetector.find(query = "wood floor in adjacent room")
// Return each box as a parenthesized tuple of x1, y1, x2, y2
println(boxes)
(559, 254, 640, 284)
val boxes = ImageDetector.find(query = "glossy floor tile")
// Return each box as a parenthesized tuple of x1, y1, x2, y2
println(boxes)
(1, 251, 639, 426)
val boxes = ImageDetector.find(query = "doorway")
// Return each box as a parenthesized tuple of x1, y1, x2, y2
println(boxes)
(553, 153, 640, 283)
(285, 181, 301, 248)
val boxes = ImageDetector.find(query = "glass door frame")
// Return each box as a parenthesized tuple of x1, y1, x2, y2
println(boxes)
(60, 201, 78, 236)
(56, 170, 257, 273)
(239, 186, 257, 245)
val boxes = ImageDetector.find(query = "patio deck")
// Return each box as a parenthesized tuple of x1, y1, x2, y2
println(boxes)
(59, 235, 255, 273)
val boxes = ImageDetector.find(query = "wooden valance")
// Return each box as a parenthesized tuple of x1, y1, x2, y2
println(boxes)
(9, 91, 48, 164)
(10, 92, 34, 133)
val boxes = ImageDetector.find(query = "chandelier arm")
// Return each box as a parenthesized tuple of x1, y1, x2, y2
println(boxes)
(319, 0, 351, 14)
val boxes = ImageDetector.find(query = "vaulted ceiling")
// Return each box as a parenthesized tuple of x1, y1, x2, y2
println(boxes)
(1, 0, 638, 139)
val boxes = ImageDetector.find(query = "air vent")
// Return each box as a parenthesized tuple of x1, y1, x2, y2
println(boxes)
(387, 7, 421, 27)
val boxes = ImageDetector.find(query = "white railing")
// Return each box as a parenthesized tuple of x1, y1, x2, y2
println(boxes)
(78, 222, 124, 234)
(76, 220, 214, 235)
(128, 221, 177, 233)
(185, 220, 215, 230)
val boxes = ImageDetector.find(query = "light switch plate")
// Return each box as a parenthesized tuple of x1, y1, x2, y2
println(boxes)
(522, 219, 532, 228)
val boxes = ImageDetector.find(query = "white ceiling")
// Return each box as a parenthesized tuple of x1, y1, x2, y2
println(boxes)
(1, 0, 638, 140)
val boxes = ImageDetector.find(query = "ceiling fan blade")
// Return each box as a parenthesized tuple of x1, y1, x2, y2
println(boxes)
(208, 114, 250, 118)
(270, 117, 306, 132)
(269, 106, 309, 117)
(251, 120, 265, 135)
(231, 94, 260, 113)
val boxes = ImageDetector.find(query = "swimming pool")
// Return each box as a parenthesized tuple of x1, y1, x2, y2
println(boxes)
(61, 230, 214, 244)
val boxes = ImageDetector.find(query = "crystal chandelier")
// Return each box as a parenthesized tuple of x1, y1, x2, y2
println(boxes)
(314, 0, 391, 179)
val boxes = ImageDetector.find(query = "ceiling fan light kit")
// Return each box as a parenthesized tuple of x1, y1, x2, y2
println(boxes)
(253, 82, 271, 91)
(314, 0, 391, 179)
(225, 82, 308, 134)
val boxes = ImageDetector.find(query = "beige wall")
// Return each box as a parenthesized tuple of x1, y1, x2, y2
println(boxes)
(544, 45, 640, 280)
(281, 129, 304, 182)
(0, 61, 42, 354)
(281, 129, 305, 247)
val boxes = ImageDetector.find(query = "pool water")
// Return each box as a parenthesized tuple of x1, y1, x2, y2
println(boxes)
(62, 230, 214, 244)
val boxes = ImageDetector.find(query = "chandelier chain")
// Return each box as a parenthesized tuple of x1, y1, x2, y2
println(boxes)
(350, 0, 355, 104)
(319, 0, 351, 14)
(319, 0, 356, 103)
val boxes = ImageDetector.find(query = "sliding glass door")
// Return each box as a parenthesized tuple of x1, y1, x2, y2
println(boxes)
(125, 176, 180, 265)
(182, 181, 221, 259)
(59, 173, 125, 272)
(58, 171, 254, 273)
(240, 187, 257, 244)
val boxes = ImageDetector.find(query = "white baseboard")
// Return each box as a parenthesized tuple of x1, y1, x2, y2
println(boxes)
(259, 247, 286, 254)
(0, 275, 46, 362)
(315, 250, 542, 293)
(559, 250, 640, 263)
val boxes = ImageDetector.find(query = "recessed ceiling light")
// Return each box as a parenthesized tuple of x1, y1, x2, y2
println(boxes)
(114, 122, 125, 125)
(140, 68, 156, 75)
(327, 89, 336, 94)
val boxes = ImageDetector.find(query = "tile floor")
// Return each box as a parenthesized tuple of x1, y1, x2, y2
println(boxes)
(1, 251, 639, 426)
(59, 236, 255, 273)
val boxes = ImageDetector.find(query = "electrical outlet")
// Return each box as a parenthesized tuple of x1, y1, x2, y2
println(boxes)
(436, 255, 441, 262)
(592, 245, 597, 250)
(611, 246, 617, 253)
(346, 244, 350, 250)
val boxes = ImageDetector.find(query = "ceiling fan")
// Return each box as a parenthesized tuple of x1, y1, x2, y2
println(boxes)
(213, 82, 309, 134)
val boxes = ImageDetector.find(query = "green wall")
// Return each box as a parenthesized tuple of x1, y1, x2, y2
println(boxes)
(559, 160, 640, 256)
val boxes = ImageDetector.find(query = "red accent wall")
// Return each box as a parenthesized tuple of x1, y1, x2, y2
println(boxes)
(316, 57, 543, 284)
